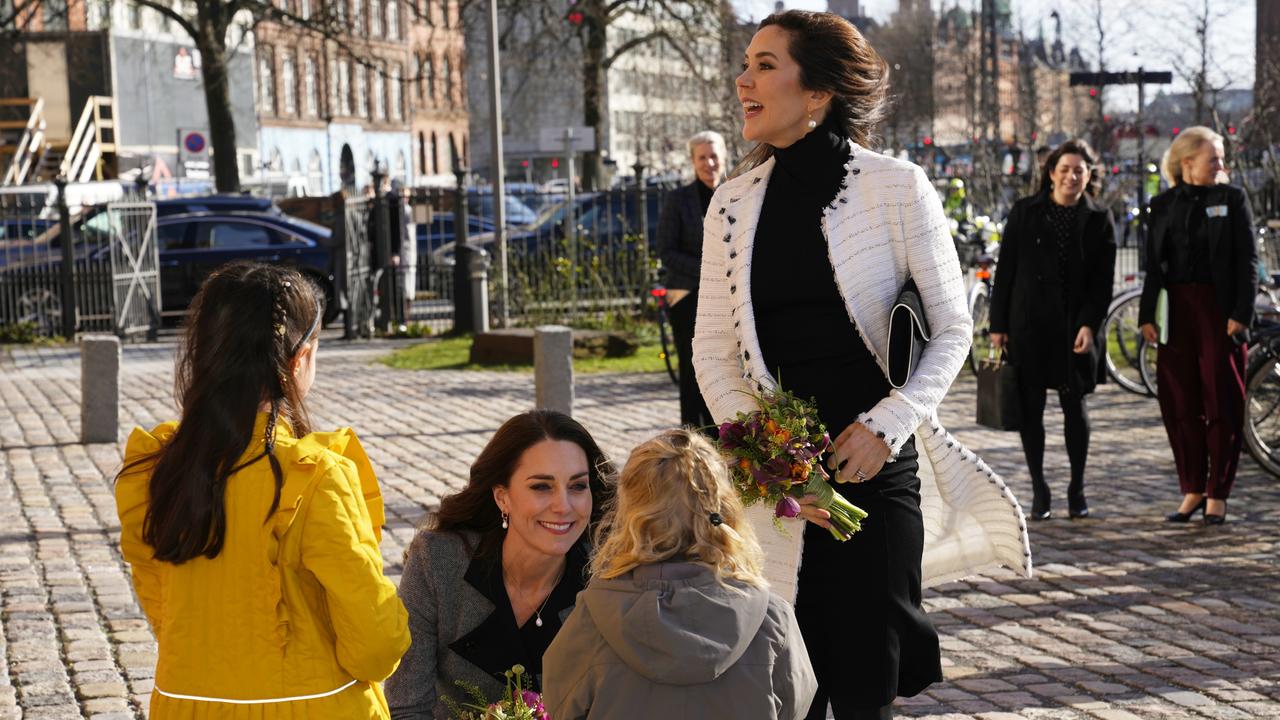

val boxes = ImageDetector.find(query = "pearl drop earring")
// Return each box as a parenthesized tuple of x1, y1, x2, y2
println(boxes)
(807, 114, 817, 130)
(501, 512, 509, 530)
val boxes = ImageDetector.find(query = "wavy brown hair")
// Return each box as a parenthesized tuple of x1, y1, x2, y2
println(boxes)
(117, 261, 324, 564)
(1038, 138, 1101, 198)
(429, 410, 614, 560)
(736, 9, 890, 175)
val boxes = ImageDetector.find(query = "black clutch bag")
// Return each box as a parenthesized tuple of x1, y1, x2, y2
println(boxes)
(887, 276, 931, 389)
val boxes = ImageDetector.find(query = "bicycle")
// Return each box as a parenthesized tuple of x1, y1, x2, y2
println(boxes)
(650, 283, 679, 386)
(966, 255, 994, 376)
(1101, 288, 1153, 396)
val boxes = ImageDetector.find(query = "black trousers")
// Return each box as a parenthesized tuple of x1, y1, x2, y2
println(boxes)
(1017, 377, 1091, 512)
(668, 290, 713, 431)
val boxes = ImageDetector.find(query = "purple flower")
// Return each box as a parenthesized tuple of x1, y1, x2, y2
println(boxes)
(521, 690, 542, 708)
(775, 496, 802, 518)
(718, 421, 746, 449)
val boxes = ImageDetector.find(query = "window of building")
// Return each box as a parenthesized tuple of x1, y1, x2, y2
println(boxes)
(335, 0, 346, 23)
(356, 64, 369, 118)
(429, 131, 437, 174)
(304, 56, 318, 117)
(258, 51, 275, 115)
(281, 52, 297, 115)
(338, 59, 352, 116)
(389, 64, 402, 121)
(425, 56, 436, 104)
(43, 0, 68, 29)
(442, 0, 450, 27)
(373, 66, 387, 121)
(442, 55, 452, 106)
(386, 0, 399, 39)
(299, 0, 310, 18)
(371, 0, 382, 36)
(417, 132, 426, 176)
(329, 57, 340, 115)
(421, 0, 432, 25)
(128, 1, 142, 29)
(352, 0, 364, 35)
(413, 53, 423, 104)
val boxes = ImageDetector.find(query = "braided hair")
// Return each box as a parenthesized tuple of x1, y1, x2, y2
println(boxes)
(123, 261, 325, 564)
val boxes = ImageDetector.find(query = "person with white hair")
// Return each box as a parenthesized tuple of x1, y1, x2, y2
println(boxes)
(1139, 126, 1257, 526)
(656, 129, 727, 432)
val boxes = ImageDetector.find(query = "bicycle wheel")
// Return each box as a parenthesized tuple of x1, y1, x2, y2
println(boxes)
(968, 283, 990, 376)
(1244, 350, 1280, 479)
(1137, 337, 1158, 396)
(1103, 290, 1152, 396)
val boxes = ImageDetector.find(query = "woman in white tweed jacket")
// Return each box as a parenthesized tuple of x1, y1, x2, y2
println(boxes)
(694, 11, 1030, 720)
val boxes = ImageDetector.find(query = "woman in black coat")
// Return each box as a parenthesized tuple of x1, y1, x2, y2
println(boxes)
(989, 139, 1117, 520)
(1139, 126, 1256, 526)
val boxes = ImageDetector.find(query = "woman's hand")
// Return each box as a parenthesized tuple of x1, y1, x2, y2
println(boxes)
(796, 494, 833, 531)
(1141, 323, 1159, 345)
(990, 332, 1007, 349)
(827, 422, 891, 483)
(1227, 319, 1247, 338)
(1073, 326, 1094, 355)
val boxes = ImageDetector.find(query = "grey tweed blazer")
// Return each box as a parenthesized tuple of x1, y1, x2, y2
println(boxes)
(385, 529, 582, 719)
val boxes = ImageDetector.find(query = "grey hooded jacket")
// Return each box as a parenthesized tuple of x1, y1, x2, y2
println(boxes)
(541, 562, 817, 720)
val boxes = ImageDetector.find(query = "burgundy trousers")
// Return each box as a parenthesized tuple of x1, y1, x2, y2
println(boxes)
(1155, 284, 1247, 499)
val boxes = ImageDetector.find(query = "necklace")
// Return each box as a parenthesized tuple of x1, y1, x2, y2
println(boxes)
(504, 562, 565, 628)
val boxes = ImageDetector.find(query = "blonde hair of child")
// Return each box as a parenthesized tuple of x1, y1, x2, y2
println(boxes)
(590, 429, 767, 588)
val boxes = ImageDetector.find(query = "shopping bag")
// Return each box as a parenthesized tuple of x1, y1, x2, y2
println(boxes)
(976, 353, 1020, 431)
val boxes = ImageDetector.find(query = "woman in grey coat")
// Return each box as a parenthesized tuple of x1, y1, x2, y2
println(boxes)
(385, 411, 614, 719)
(542, 429, 817, 720)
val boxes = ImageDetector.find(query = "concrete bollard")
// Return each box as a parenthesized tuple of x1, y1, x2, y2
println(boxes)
(80, 334, 120, 444)
(534, 325, 573, 416)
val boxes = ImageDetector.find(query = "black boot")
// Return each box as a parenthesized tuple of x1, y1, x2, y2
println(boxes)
(1030, 475, 1051, 520)
(1067, 477, 1089, 519)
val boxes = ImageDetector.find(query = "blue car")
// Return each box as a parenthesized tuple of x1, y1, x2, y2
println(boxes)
(155, 211, 337, 322)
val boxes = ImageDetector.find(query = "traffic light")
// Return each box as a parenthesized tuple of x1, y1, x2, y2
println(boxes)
(923, 136, 933, 146)
(1172, 126, 1180, 136)
(551, 158, 559, 168)
(567, 0, 583, 25)
(1228, 125, 1237, 135)
(1089, 88, 1097, 98)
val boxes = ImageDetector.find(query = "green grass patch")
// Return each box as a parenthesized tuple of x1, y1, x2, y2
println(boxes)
(378, 334, 671, 374)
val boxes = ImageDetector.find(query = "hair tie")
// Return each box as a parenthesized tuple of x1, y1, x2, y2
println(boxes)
(709, 512, 724, 527)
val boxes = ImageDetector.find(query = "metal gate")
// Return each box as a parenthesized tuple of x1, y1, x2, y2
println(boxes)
(106, 201, 161, 338)
(344, 197, 375, 337)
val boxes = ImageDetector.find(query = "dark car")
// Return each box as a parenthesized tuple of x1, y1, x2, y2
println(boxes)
(155, 211, 337, 322)
(1, 208, 337, 330)
(432, 189, 663, 264)
(155, 195, 281, 218)
(416, 212, 495, 260)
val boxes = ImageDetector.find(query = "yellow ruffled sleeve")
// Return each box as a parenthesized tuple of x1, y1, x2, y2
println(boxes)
(293, 429, 409, 681)
(116, 421, 178, 634)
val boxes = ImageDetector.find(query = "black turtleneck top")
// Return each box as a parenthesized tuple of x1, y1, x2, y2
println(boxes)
(1165, 183, 1215, 284)
(751, 117, 917, 478)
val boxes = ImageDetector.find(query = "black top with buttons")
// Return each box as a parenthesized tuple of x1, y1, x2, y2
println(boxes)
(750, 115, 918, 484)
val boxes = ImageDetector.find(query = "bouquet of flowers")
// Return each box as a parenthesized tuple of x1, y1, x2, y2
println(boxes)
(445, 665, 551, 720)
(717, 387, 868, 541)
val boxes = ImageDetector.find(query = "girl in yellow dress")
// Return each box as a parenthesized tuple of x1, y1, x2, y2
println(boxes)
(116, 261, 409, 718)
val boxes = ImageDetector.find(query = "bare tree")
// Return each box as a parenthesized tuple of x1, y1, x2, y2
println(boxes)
(872, 2, 934, 156)
(1165, 0, 1240, 126)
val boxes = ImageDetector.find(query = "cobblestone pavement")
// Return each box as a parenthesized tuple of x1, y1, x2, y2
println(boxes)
(1, 335, 1277, 719)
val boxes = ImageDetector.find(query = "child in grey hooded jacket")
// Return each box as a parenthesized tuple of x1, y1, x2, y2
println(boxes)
(542, 429, 817, 719)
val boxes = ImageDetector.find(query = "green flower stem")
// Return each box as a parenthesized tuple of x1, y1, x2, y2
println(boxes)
(802, 475, 868, 542)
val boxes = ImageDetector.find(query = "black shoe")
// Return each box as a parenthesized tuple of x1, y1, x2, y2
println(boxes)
(1030, 506, 1052, 521)
(1069, 505, 1090, 519)
(1204, 500, 1227, 525)
(1166, 498, 1206, 523)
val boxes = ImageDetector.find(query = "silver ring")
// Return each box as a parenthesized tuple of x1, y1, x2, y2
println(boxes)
(854, 469, 869, 481)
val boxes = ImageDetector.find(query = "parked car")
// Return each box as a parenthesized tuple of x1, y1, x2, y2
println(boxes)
(465, 189, 539, 227)
(432, 189, 663, 265)
(416, 212, 495, 259)
(155, 195, 281, 217)
(1, 207, 337, 331)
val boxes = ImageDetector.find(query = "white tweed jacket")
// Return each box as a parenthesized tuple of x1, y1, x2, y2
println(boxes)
(692, 142, 1032, 599)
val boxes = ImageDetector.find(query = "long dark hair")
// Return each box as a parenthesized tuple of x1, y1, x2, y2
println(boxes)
(119, 261, 324, 564)
(1039, 138, 1101, 198)
(430, 410, 614, 560)
(736, 10, 890, 175)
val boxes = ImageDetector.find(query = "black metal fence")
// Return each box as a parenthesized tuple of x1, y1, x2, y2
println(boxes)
(0, 182, 157, 339)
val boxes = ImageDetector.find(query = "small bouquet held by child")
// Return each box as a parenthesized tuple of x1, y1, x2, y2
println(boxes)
(446, 665, 551, 720)
(717, 387, 868, 541)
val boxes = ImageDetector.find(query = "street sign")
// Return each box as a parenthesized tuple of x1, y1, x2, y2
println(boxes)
(537, 126, 596, 153)
(177, 128, 210, 179)
(1070, 71, 1173, 86)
